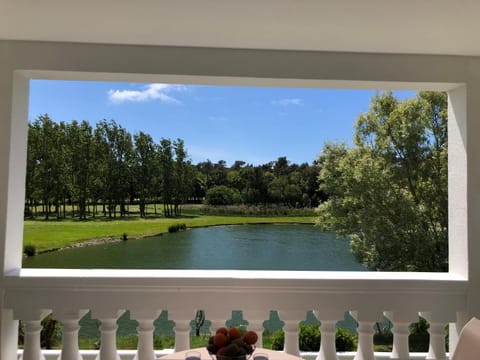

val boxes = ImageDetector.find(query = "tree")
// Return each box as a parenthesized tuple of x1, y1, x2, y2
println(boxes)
(28, 115, 65, 219)
(65, 120, 94, 219)
(172, 139, 193, 216)
(159, 138, 175, 217)
(133, 132, 157, 218)
(205, 185, 241, 206)
(94, 120, 134, 218)
(316, 91, 448, 271)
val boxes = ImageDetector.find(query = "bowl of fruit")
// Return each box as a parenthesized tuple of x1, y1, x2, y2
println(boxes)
(207, 327, 258, 360)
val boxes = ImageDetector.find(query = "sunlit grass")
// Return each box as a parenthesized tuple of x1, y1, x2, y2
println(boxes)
(24, 215, 315, 253)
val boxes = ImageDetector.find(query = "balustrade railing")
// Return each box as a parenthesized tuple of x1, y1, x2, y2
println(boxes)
(4, 269, 467, 360)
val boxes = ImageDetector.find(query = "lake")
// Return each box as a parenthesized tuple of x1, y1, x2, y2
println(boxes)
(23, 224, 366, 271)
(23, 224, 365, 338)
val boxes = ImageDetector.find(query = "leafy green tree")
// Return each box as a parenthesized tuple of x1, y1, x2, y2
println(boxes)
(133, 132, 157, 217)
(65, 120, 94, 219)
(28, 115, 65, 219)
(94, 120, 134, 218)
(205, 185, 241, 205)
(159, 138, 175, 217)
(172, 139, 193, 216)
(317, 92, 448, 271)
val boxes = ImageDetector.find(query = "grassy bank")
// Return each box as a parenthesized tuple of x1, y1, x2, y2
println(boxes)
(24, 214, 315, 253)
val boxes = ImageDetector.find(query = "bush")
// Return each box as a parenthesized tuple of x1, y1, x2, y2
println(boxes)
(335, 328, 356, 352)
(23, 244, 36, 257)
(271, 329, 284, 350)
(299, 323, 321, 351)
(271, 325, 356, 352)
(168, 223, 187, 233)
(205, 186, 242, 206)
(409, 318, 430, 352)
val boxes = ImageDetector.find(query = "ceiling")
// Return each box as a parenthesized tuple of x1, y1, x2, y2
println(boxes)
(1, 0, 479, 56)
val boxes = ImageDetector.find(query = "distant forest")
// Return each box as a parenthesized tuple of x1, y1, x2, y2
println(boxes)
(25, 115, 325, 220)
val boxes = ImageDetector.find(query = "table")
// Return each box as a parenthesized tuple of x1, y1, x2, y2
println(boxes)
(159, 348, 303, 360)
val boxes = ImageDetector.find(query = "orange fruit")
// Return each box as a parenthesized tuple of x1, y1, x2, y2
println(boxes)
(229, 327, 242, 340)
(243, 330, 258, 345)
(213, 333, 228, 348)
(216, 327, 229, 336)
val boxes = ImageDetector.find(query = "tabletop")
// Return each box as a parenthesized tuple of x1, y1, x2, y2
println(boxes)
(159, 348, 303, 360)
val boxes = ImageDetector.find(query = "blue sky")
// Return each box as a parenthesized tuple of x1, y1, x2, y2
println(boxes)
(28, 80, 416, 166)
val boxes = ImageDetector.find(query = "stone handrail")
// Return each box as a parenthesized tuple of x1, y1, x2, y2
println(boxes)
(3, 269, 468, 360)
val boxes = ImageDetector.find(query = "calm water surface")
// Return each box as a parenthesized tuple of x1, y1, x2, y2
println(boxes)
(23, 224, 365, 270)
(23, 224, 365, 337)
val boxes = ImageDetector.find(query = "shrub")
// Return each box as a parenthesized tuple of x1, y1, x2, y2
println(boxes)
(335, 328, 357, 351)
(299, 323, 321, 351)
(271, 324, 356, 352)
(409, 318, 430, 352)
(23, 244, 36, 257)
(205, 186, 242, 206)
(271, 329, 284, 350)
(168, 223, 187, 233)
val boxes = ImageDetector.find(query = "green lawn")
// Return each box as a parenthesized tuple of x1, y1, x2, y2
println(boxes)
(23, 215, 315, 253)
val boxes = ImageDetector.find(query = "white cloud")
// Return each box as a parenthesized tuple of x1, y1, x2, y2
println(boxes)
(271, 98, 304, 106)
(108, 83, 186, 104)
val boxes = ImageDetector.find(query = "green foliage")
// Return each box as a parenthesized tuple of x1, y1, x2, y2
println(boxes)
(271, 329, 284, 350)
(168, 223, 187, 233)
(23, 244, 36, 257)
(271, 324, 356, 352)
(335, 328, 357, 352)
(205, 185, 242, 206)
(317, 91, 448, 271)
(299, 323, 321, 351)
(26, 118, 322, 223)
(16, 315, 63, 350)
(196, 205, 316, 217)
(409, 318, 430, 352)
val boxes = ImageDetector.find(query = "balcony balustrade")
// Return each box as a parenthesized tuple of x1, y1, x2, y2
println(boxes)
(3, 269, 467, 360)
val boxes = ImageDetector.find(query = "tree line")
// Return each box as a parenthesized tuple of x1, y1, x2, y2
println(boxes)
(26, 90, 448, 272)
(25, 115, 323, 220)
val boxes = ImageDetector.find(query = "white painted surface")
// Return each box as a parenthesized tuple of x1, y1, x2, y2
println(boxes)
(0, 32, 479, 360)
(1, 1, 480, 56)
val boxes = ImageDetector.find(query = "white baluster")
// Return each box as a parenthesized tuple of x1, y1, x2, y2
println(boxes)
(421, 312, 448, 360)
(426, 322, 447, 360)
(384, 311, 417, 360)
(246, 319, 264, 348)
(130, 309, 161, 360)
(92, 310, 125, 360)
(243, 310, 269, 348)
(174, 319, 191, 352)
(279, 310, 304, 356)
(355, 322, 375, 360)
(317, 321, 338, 360)
(313, 308, 344, 360)
(283, 320, 300, 356)
(390, 322, 410, 360)
(169, 309, 197, 351)
(350, 311, 380, 360)
(135, 320, 156, 360)
(59, 320, 83, 360)
(54, 309, 88, 360)
(17, 309, 51, 360)
(97, 318, 120, 360)
(22, 320, 45, 360)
